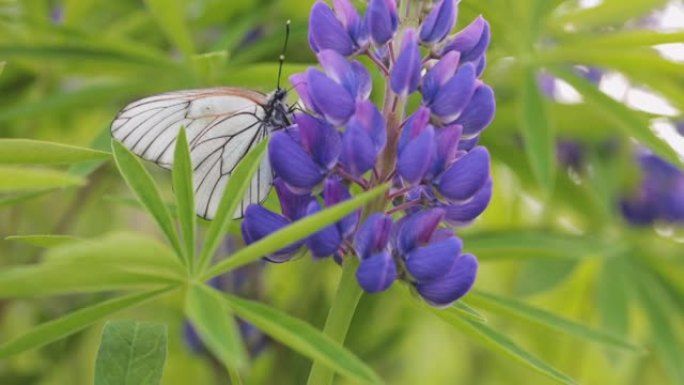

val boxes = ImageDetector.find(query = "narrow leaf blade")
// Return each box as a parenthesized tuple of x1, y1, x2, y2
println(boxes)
(0, 139, 110, 164)
(0, 166, 84, 192)
(203, 184, 388, 279)
(172, 128, 195, 265)
(0, 288, 171, 358)
(5, 234, 81, 248)
(185, 285, 248, 370)
(219, 291, 383, 385)
(198, 139, 268, 272)
(111, 140, 183, 258)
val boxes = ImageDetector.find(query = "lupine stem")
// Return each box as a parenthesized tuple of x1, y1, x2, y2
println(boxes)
(305, 257, 362, 385)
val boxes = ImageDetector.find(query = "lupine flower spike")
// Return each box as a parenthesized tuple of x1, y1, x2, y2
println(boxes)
(242, 0, 495, 307)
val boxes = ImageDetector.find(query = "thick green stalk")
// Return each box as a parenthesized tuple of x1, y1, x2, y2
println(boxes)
(305, 257, 363, 385)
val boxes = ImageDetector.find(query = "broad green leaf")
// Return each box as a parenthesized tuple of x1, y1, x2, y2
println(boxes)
(519, 66, 555, 193)
(468, 290, 642, 353)
(172, 129, 195, 265)
(185, 285, 248, 370)
(144, 0, 195, 57)
(111, 140, 183, 258)
(0, 139, 109, 164)
(551, 68, 682, 167)
(198, 139, 268, 272)
(635, 271, 684, 385)
(203, 184, 388, 280)
(94, 320, 168, 385)
(5, 234, 81, 248)
(433, 309, 577, 385)
(218, 291, 383, 385)
(0, 166, 84, 192)
(0, 289, 171, 358)
(462, 230, 621, 260)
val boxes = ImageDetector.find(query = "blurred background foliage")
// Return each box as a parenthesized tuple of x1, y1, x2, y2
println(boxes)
(1, 0, 684, 384)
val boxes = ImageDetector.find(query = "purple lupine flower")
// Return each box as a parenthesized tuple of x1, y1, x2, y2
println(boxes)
(242, 0, 496, 307)
(621, 150, 684, 226)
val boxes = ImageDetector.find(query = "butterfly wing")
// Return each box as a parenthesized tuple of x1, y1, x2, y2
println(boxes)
(111, 87, 274, 220)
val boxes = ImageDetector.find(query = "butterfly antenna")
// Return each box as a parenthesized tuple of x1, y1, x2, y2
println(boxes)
(276, 19, 291, 90)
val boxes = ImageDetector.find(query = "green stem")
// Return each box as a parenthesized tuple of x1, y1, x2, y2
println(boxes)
(306, 257, 363, 385)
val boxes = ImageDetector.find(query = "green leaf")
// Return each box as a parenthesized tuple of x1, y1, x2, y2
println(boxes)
(550, 67, 682, 166)
(452, 301, 487, 323)
(203, 184, 388, 280)
(634, 271, 684, 385)
(94, 320, 168, 385)
(198, 139, 268, 272)
(111, 140, 183, 258)
(144, 0, 195, 57)
(432, 309, 577, 385)
(0, 190, 53, 208)
(468, 290, 643, 353)
(519, 66, 555, 193)
(218, 291, 383, 385)
(172, 128, 195, 265)
(462, 230, 621, 260)
(0, 288, 171, 358)
(551, 0, 668, 30)
(0, 139, 109, 164)
(596, 258, 630, 347)
(5, 234, 81, 248)
(0, 166, 85, 192)
(185, 285, 248, 370)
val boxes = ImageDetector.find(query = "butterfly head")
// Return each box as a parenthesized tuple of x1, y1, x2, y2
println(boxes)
(264, 88, 291, 129)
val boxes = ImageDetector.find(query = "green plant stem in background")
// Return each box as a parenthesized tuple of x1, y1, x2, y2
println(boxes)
(306, 257, 363, 385)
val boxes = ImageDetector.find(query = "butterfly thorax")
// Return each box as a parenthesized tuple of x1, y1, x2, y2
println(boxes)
(263, 88, 291, 130)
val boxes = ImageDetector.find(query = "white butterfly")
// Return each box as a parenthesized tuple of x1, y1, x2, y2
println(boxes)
(111, 87, 291, 220)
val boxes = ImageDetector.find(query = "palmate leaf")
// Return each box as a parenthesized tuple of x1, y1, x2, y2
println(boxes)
(203, 183, 388, 280)
(216, 289, 384, 385)
(94, 320, 168, 385)
(0, 288, 172, 358)
(185, 285, 248, 371)
(468, 290, 643, 353)
(197, 139, 269, 272)
(432, 308, 577, 385)
(0, 139, 109, 164)
(172, 128, 195, 265)
(111, 140, 183, 259)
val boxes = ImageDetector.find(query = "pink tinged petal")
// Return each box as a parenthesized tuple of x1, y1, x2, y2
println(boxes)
(367, 0, 398, 46)
(274, 178, 313, 221)
(429, 62, 477, 123)
(294, 113, 341, 169)
(442, 177, 493, 226)
(437, 146, 490, 201)
(415, 253, 478, 307)
(405, 236, 463, 282)
(422, 51, 460, 105)
(393, 208, 446, 254)
(289, 73, 316, 112)
(455, 84, 495, 136)
(356, 251, 397, 293)
(398, 125, 435, 184)
(305, 201, 343, 258)
(428, 124, 462, 179)
(419, 0, 457, 44)
(306, 68, 355, 126)
(398, 106, 431, 154)
(355, 213, 393, 259)
(269, 130, 325, 190)
(309, 1, 355, 55)
(390, 28, 421, 97)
